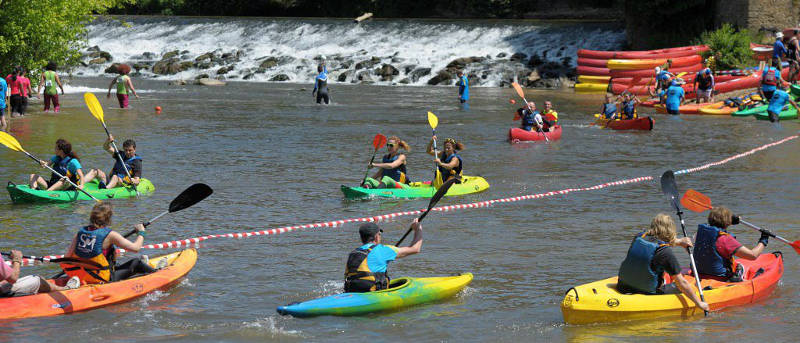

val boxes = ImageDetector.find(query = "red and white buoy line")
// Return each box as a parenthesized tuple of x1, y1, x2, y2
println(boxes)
(13, 134, 799, 267)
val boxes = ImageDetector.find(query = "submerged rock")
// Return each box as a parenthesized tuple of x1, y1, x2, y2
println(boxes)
(196, 78, 226, 86)
(162, 50, 180, 59)
(89, 57, 107, 65)
(427, 70, 453, 85)
(270, 74, 290, 81)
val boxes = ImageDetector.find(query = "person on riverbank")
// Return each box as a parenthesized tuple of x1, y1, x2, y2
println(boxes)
(61, 203, 162, 285)
(616, 213, 710, 312)
(344, 220, 422, 292)
(620, 92, 639, 119)
(1, 250, 80, 297)
(600, 94, 618, 119)
(107, 64, 139, 109)
(542, 100, 558, 126)
(787, 30, 800, 84)
(457, 70, 469, 104)
(427, 136, 464, 186)
(6, 67, 24, 117)
(0, 76, 8, 132)
(29, 139, 87, 191)
(364, 136, 411, 189)
(665, 80, 685, 115)
(765, 87, 800, 122)
(759, 58, 785, 102)
(38, 62, 64, 113)
(693, 66, 715, 104)
(517, 101, 545, 131)
(83, 135, 142, 190)
(18, 67, 33, 116)
(773, 32, 787, 65)
(312, 63, 330, 105)
(693, 206, 769, 282)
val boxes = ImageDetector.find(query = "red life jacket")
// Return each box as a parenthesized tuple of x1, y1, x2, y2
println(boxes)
(763, 68, 778, 86)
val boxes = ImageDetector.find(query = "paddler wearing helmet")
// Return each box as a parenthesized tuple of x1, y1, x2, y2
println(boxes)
(616, 213, 710, 312)
(344, 220, 422, 292)
(693, 60, 715, 104)
(693, 206, 770, 282)
(364, 135, 411, 189)
(107, 64, 139, 109)
(427, 136, 465, 186)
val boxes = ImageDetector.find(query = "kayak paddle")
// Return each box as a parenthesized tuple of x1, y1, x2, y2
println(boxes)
(0, 131, 101, 202)
(428, 111, 440, 185)
(660, 170, 708, 316)
(85, 92, 139, 196)
(360, 134, 387, 186)
(1, 252, 104, 269)
(681, 189, 800, 255)
(123, 183, 213, 238)
(395, 175, 460, 246)
(511, 82, 548, 142)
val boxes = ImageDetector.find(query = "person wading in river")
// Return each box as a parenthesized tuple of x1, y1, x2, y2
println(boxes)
(344, 220, 422, 292)
(107, 64, 139, 109)
(312, 62, 330, 105)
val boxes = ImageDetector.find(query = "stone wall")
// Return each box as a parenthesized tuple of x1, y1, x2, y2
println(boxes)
(716, 0, 799, 34)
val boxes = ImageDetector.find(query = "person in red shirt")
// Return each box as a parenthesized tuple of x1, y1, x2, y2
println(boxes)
(693, 206, 769, 282)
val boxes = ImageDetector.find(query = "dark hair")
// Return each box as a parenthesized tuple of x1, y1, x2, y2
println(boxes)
(708, 206, 733, 228)
(55, 138, 79, 160)
(45, 61, 57, 71)
(90, 203, 113, 227)
(772, 58, 781, 68)
(122, 139, 136, 149)
(10, 67, 19, 81)
(317, 65, 323, 73)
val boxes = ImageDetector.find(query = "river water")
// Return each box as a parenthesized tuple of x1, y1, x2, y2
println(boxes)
(1, 17, 799, 343)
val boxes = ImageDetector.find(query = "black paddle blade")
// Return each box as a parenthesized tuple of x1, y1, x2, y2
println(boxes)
(169, 183, 213, 213)
(660, 170, 680, 210)
(417, 176, 460, 223)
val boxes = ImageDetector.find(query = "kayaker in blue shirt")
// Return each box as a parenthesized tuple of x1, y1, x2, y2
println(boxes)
(766, 87, 800, 122)
(312, 62, 329, 105)
(457, 71, 469, 104)
(83, 135, 143, 190)
(0, 76, 7, 132)
(665, 80, 685, 115)
(29, 139, 88, 191)
(600, 94, 618, 119)
(773, 32, 787, 62)
(344, 221, 423, 293)
(620, 92, 639, 120)
(616, 213, 709, 312)
(760, 58, 785, 101)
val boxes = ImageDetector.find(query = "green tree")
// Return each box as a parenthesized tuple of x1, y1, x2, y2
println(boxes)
(694, 23, 754, 70)
(0, 0, 131, 78)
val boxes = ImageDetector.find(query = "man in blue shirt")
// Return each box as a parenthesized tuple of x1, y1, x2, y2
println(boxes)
(760, 58, 785, 101)
(457, 71, 469, 104)
(0, 76, 7, 132)
(766, 87, 800, 122)
(665, 80, 685, 114)
(773, 32, 787, 63)
(344, 220, 423, 292)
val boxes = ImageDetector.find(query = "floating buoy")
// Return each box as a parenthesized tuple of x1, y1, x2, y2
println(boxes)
(155, 106, 162, 114)
(509, 99, 516, 104)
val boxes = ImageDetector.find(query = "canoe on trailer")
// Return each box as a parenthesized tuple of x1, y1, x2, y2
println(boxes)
(341, 176, 489, 199)
(508, 125, 562, 142)
(561, 252, 783, 325)
(6, 179, 155, 204)
(0, 249, 197, 320)
(593, 114, 654, 130)
(277, 273, 473, 317)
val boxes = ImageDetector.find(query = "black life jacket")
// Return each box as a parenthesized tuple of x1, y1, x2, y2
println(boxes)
(344, 244, 389, 292)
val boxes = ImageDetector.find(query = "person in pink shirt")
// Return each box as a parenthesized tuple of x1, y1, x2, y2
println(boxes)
(17, 67, 33, 116)
(0, 250, 79, 297)
(5, 67, 24, 117)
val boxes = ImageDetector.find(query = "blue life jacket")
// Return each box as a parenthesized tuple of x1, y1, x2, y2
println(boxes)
(438, 152, 462, 180)
(520, 109, 538, 130)
(617, 232, 668, 294)
(382, 153, 408, 183)
(51, 156, 77, 182)
(603, 103, 617, 118)
(112, 154, 141, 179)
(74, 226, 112, 259)
(694, 223, 735, 277)
(458, 75, 469, 100)
(622, 101, 635, 119)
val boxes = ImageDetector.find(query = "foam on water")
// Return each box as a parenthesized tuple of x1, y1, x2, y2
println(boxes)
(77, 16, 624, 86)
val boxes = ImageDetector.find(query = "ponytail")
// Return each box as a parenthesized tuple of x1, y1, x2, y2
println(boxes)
(10, 67, 18, 81)
(55, 138, 79, 160)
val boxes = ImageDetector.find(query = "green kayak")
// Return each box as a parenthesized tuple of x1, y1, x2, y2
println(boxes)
(6, 179, 155, 204)
(754, 108, 798, 121)
(733, 85, 800, 116)
(341, 175, 489, 200)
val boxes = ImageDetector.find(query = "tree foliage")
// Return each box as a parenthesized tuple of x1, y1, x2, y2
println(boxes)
(694, 23, 754, 70)
(0, 0, 131, 77)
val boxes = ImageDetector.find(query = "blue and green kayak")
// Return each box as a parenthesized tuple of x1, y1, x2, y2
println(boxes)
(6, 179, 155, 204)
(341, 176, 489, 200)
(276, 273, 473, 317)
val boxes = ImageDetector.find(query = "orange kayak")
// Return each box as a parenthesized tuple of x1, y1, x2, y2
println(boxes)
(0, 249, 197, 320)
(655, 102, 712, 114)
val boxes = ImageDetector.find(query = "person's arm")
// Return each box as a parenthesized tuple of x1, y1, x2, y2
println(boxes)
(437, 156, 459, 171)
(672, 273, 710, 311)
(426, 137, 436, 156)
(732, 231, 768, 260)
(64, 236, 78, 258)
(104, 136, 116, 155)
(312, 78, 318, 95)
(2, 250, 23, 283)
(55, 74, 64, 94)
(106, 224, 145, 253)
(107, 77, 117, 97)
(372, 154, 406, 169)
(126, 78, 138, 98)
(395, 219, 422, 258)
(790, 98, 800, 111)
(130, 160, 141, 185)
(37, 74, 44, 94)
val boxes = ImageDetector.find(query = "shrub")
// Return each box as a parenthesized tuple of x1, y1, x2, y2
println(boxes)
(694, 23, 754, 70)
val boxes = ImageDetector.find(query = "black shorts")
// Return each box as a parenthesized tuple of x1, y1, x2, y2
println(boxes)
(9, 95, 23, 114)
(18, 96, 28, 115)
(768, 111, 780, 122)
(667, 108, 679, 115)
(316, 91, 329, 104)
(763, 90, 775, 101)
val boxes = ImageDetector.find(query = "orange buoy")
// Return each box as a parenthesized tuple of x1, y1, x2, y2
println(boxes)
(155, 106, 162, 114)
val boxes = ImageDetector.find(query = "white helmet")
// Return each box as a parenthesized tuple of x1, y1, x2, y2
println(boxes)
(777, 32, 784, 39)
(655, 66, 661, 74)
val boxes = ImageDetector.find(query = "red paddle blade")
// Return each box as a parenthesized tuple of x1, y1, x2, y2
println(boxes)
(513, 113, 520, 121)
(791, 241, 800, 255)
(372, 134, 387, 150)
(681, 189, 712, 213)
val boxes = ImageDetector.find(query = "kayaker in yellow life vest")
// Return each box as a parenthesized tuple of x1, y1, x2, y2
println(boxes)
(344, 220, 423, 292)
(83, 135, 142, 189)
(542, 100, 558, 126)
(62, 203, 162, 285)
(28, 139, 87, 191)
(363, 136, 411, 189)
(617, 213, 710, 312)
(427, 136, 464, 187)
(693, 206, 769, 282)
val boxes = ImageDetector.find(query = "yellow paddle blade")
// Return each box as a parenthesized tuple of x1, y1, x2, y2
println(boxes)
(84, 92, 105, 124)
(0, 131, 25, 153)
(427, 111, 438, 129)
(511, 82, 525, 99)
(675, 72, 687, 79)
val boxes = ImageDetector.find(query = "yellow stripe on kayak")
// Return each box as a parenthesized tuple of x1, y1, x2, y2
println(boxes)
(575, 83, 608, 93)
(578, 75, 611, 83)
(607, 58, 667, 70)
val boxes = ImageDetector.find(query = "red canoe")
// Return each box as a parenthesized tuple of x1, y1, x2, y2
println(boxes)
(578, 45, 709, 60)
(509, 125, 562, 142)
(609, 64, 704, 78)
(595, 115, 654, 130)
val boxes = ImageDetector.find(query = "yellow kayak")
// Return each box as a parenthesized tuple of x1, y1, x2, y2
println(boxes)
(575, 83, 608, 93)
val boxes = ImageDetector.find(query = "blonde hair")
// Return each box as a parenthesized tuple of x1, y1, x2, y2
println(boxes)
(646, 213, 677, 243)
(708, 206, 732, 228)
(90, 203, 114, 228)
(387, 136, 410, 151)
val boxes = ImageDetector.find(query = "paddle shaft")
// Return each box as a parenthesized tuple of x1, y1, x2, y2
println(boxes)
(24, 151, 100, 202)
(674, 205, 708, 314)
(431, 129, 438, 183)
(101, 122, 139, 196)
(123, 210, 168, 238)
(740, 219, 792, 245)
(360, 150, 380, 186)
(1, 252, 103, 268)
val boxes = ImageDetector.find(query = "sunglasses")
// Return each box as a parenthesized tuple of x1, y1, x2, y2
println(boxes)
(387, 143, 396, 147)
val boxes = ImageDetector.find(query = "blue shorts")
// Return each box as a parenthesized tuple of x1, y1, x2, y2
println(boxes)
(0, 107, 5, 117)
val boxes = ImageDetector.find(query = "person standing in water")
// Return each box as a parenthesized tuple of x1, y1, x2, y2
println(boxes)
(18, 67, 34, 117)
(312, 62, 330, 105)
(457, 71, 469, 104)
(107, 64, 139, 109)
(0, 75, 8, 132)
(37, 62, 65, 113)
